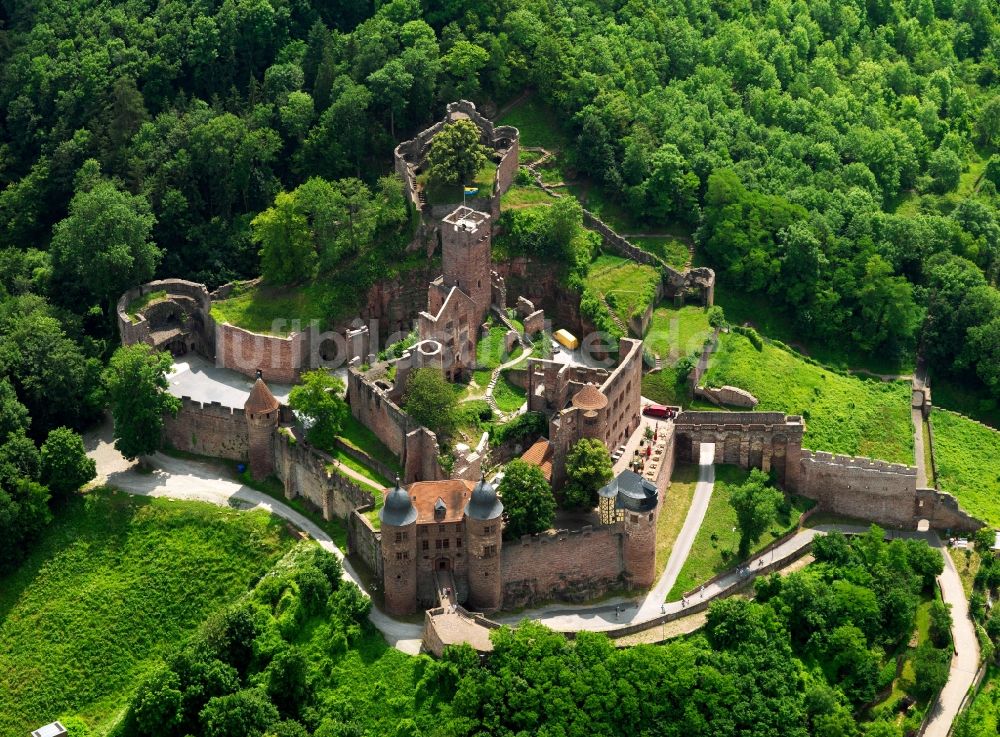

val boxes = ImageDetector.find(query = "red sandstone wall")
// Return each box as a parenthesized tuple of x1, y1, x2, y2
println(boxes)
(215, 323, 306, 384)
(500, 526, 624, 608)
(162, 400, 249, 460)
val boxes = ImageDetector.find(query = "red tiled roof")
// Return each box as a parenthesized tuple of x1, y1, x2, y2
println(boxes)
(572, 383, 608, 411)
(520, 438, 553, 481)
(245, 377, 279, 414)
(408, 479, 475, 524)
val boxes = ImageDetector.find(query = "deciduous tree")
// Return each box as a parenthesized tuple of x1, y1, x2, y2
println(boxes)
(498, 459, 555, 538)
(103, 345, 181, 460)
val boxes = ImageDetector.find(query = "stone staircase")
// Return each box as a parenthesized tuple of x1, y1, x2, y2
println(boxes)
(597, 293, 629, 336)
(484, 368, 502, 415)
(492, 305, 532, 348)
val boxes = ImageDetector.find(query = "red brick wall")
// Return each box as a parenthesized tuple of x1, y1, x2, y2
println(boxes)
(500, 526, 624, 609)
(163, 400, 248, 460)
(215, 323, 306, 384)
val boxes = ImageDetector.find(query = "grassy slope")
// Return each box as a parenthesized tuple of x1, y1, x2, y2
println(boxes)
(657, 464, 699, 577)
(498, 98, 568, 150)
(705, 332, 913, 464)
(931, 409, 1000, 526)
(420, 161, 497, 205)
(630, 235, 690, 269)
(583, 254, 660, 322)
(339, 414, 402, 476)
(210, 280, 352, 335)
(644, 305, 713, 365)
(666, 465, 810, 599)
(0, 489, 292, 736)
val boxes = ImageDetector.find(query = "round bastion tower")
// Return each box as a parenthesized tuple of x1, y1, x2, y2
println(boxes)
(379, 479, 418, 616)
(244, 371, 280, 481)
(623, 503, 657, 590)
(464, 476, 504, 612)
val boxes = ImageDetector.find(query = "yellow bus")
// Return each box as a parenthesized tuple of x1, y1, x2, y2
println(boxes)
(554, 329, 579, 350)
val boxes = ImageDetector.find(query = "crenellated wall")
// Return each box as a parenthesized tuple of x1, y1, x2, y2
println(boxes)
(162, 397, 249, 460)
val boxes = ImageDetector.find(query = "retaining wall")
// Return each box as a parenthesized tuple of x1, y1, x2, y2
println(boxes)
(273, 431, 374, 521)
(348, 508, 383, 582)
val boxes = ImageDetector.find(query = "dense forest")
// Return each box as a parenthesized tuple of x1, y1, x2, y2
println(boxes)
(113, 528, 948, 737)
(0, 0, 997, 391)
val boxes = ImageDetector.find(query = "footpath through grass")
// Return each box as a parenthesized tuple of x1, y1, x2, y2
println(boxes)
(931, 409, 1000, 527)
(666, 465, 811, 600)
(704, 332, 914, 464)
(0, 489, 293, 736)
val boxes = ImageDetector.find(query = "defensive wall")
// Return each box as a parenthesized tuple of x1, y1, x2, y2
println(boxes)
(162, 397, 249, 460)
(500, 524, 626, 609)
(672, 410, 981, 532)
(581, 210, 715, 307)
(347, 507, 383, 582)
(346, 366, 445, 483)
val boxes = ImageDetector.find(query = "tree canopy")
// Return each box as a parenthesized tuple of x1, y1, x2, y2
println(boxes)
(562, 438, 613, 509)
(403, 368, 458, 439)
(103, 345, 181, 460)
(426, 120, 490, 187)
(497, 459, 555, 539)
(288, 370, 348, 452)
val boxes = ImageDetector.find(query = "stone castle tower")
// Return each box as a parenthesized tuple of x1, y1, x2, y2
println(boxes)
(598, 470, 658, 589)
(464, 476, 504, 612)
(245, 371, 280, 480)
(440, 206, 493, 325)
(379, 480, 418, 615)
(623, 510, 657, 589)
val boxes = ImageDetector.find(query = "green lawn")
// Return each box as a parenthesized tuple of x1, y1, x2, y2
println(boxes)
(657, 464, 698, 577)
(0, 489, 293, 736)
(339, 414, 403, 477)
(494, 372, 527, 413)
(498, 98, 568, 150)
(331, 449, 391, 490)
(666, 465, 811, 599)
(644, 305, 713, 365)
(419, 161, 497, 205)
(931, 409, 1000, 526)
(641, 366, 693, 407)
(630, 236, 690, 269)
(584, 254, 660, 322)
(704, 332, 914, 464)
(211, 280, 353, 335)
(478, 324, 513, 371)
(500, 185, 554, 209)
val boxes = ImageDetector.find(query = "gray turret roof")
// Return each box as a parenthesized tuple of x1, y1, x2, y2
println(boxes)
(599, 470, 658, 513)
(465, 475, 504, 521)
(379, 478, 417, 527)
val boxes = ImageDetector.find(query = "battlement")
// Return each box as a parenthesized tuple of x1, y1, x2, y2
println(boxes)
(178, 396, 246, 416)
(802, 450, 916, 477)
(675, 411, 796, 426)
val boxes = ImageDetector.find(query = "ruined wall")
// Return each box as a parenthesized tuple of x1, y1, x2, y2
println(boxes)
(117, 279, 214, 352)
(600, 338, 643, 449)
(405, 427, 445, 483)
(163, 399, 248, 460)
(695, 385, 759, 408)
(348, 369, 410, 458)
(273, 431, 374, 521)
(915, 488, 981, 532)
(215, 323, 308, 384)
(348, 509, 383, 581)
(500, 525, 625, 608)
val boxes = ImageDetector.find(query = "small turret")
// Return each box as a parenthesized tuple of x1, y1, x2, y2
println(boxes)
(245, 370, 279, 480)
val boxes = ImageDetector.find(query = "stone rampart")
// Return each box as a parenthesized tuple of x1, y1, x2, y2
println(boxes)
(273, 431, 374, 521)
(500, 525, 625, 608)
(348, 508, 383, 581)
(346, 368, 444, 482)
(117, 279, 214, 353)
(162, 397, 248, 460)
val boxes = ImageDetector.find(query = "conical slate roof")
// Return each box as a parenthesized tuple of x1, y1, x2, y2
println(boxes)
(465, 475, 503, 521)
(380, 478, 417, 527)
(572, 383, 608, 411)
(245, 376, 279, 414)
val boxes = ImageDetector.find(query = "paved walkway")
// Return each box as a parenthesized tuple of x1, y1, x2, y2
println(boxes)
(923, 543, 980, 736)
(85, 422, 423, 654)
